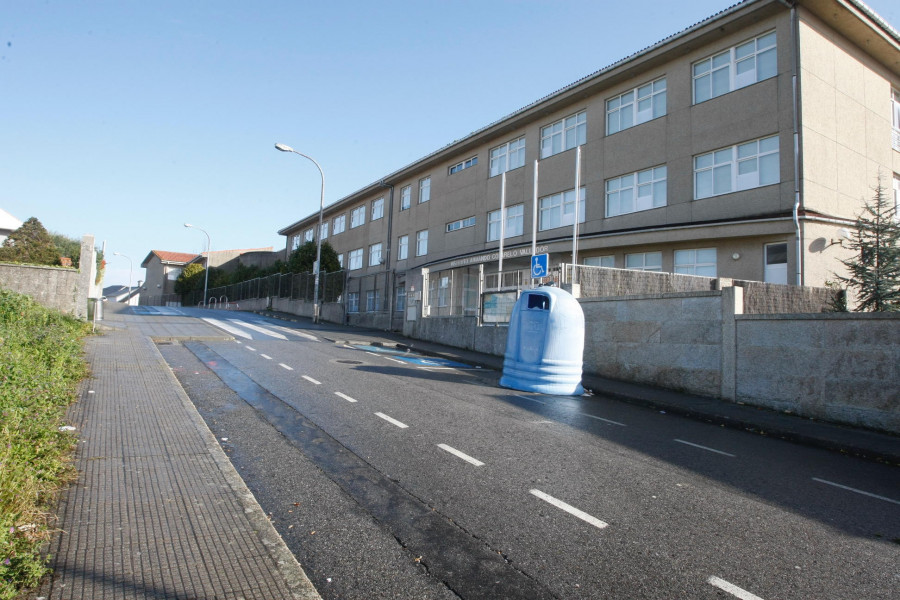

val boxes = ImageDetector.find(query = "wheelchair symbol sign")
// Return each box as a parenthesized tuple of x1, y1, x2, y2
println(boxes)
(531, 253, 549, 278)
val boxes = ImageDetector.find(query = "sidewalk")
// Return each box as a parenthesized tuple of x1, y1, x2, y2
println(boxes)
(257, 310, 900, 466)
(39, 307, 320, 599)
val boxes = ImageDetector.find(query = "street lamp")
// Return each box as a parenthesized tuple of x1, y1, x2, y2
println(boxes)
(275, 142, 325, 323)
(112, 252, 133, 304)
(184, 223, 211, 308)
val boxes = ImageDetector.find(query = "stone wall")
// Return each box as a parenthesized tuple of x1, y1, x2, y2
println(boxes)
(0, 234, 97, 319)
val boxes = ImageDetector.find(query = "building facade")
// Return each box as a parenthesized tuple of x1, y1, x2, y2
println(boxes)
(278, 0, 900, 327)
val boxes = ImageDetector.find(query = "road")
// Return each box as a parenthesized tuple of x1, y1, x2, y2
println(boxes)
(147, 307, 899, 599)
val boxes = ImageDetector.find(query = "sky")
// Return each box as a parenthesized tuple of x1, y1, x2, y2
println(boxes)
(2, 1, 898, 288)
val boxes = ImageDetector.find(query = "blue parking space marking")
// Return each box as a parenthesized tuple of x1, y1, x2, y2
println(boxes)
(351, 344, 471, 369)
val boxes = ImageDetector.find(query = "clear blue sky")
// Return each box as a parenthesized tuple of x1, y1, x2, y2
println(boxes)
(2, 0, 897, 287)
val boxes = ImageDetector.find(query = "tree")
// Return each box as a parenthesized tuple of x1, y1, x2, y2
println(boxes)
(51, 232, 82, 267)
(0, 217, 60, 266)
(174, 263, 206, 295)
(837, 179, 900, 312)
(287, 241, 341, 274)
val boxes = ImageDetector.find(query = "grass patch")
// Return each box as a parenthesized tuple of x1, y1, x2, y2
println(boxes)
(0, 288, 90, 599)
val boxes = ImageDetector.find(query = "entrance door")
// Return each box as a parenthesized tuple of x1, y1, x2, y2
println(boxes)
(764, 242, 788, 284)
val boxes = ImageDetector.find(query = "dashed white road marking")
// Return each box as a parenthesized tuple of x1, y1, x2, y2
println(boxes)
(513, 394, 547, 405)
(812, 478, 900, 505)
(385, 357, 405, 364)
(202, 317, 253, 340)
(259, 354, 272, 360)
(437, 444, 484, 466)
(335, 392, 358, 403)
(375, 412, 408, 428)
(674, 439, 735, 457)
(245, 346, 257, 352)
(279, 363, 293, 371)
(707, 576, 765, 600)
(228, 319, 288, 340)
(302, 375, 321, 385)
(580, 413, 626, 427)
(529, 489, 608, 529)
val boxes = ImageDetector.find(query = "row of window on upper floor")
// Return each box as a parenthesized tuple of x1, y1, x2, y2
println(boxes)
(293, 31, 780, 246)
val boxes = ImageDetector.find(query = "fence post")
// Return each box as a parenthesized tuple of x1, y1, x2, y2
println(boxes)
(720, 285, 744, 402)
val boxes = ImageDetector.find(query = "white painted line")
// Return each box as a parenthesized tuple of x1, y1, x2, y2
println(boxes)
(270, 324, 318, 341)
(513, 394, 547, 405)
(202, 317, 253, 339)
(812, 478, 900, 505)
(279, 363, 294, 371)
(302, 375, 321, 385)
(437, 444, 484, 467)
(260, 354, 272, 360)
(707, 576, 765, 600)
(335, 392, 358, 403)
(674, 439, 735, 457)
(235, 341, 242, 344)
(529, 489, 608, 529)
(580, 413, 626, 427)
(385, 357, 406, 364)
(365, 351, 379, 356)
(375, 412, 408, 429)
(228, 319, 288, 340)
(245, 346, 257, 352)
(343, 344, 355, 349)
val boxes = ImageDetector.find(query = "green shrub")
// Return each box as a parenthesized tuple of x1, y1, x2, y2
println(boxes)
(0, 289, 90, 598)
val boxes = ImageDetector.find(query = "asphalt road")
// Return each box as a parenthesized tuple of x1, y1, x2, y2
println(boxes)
(158, 311, 900, 600)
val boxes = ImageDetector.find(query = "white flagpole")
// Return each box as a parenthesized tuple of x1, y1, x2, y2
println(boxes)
(532, 160, 539, 259)
(572, 146, 582, 283)
(499, 171, 507, 275)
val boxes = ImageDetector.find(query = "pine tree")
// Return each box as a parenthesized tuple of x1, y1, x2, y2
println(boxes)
(838, 179, 900, 312)
(0, 217, 61, 266)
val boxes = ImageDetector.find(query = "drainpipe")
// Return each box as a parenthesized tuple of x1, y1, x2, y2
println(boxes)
(380, 180, 395, 323)
(781, 0, 803, 285)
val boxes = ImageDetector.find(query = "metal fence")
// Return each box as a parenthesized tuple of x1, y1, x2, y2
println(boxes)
(179, 270, 347, 307)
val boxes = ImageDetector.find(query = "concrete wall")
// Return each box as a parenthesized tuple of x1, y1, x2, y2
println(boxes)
(734, 312, 900, 433)
(0, 234, 97, 319)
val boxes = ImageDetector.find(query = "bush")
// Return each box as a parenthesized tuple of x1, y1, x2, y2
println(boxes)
(0, 289, 90, 598)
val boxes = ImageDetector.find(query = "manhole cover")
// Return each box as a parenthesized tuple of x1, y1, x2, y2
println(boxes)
(336, 360, 364, 365)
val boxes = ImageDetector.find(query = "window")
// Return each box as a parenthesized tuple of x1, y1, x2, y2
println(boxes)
(337, 253, 344, 268)
(539, 188, 585, 231)
(347, 292, 359, 313)
(607, 78, 667, 135)
(693, 31, 776, 104)
(764, 242, 788, 284)
(490, 137, 526, 177)
(892, 89, 900, 151)
(694, 135, 779, 199)
(372, 197, 384, 220)
(674, 248, 717, 277)
(369, 243, 383, 266)
(400, 185, 411, 210)
(584, 256, 614, 267)
(606, 166, 667, 217)
(625, 251, 662, 272)
(348, 248, 363, 271)
(541, 111, 586, 158)
(419, 177, 431, 203)
(397, 235, 409, 260)
(166, 267, 183, 281)
(436, 276, 450, 307)
(395, 285, 406, 312)
(416, 230, 428, 256)
(333, 214, 346, 235)
(320, 221, 328, 240)
(303, 228, 314, 242)
(366, 290, 380, 312)
(350, 206, 366, 228)
(291, 235, 301, 251)
(487, 204, 524, 241)
(893, 174, 900, 222)
(446, 216, 476, 232)
(449, 156, 478, 174)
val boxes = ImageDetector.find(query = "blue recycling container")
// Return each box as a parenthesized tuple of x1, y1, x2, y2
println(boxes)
(500, 286, 584, 396)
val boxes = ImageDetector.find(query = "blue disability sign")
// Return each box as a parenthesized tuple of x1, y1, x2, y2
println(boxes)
(531, 253, 549, 278)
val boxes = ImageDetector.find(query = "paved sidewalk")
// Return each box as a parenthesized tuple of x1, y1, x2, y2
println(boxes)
(257, 310, 900, 466)
(40, 309, 320, 599)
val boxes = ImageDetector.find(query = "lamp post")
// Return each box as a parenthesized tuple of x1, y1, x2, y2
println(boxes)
(112, 252, 133, 304)
(275, 142, 325, 323)
(184, 223, 211, 308)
